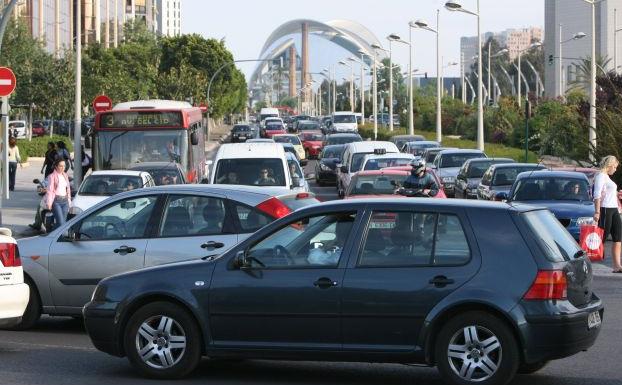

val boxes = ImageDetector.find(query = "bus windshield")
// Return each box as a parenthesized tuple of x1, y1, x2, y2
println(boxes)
(95, 130, 188, 170)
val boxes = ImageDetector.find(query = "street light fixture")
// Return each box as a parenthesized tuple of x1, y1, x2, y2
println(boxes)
(349, 56, 366, 122)
(445, 0, 484, 151)
(516, 41, 542, 108)
(559, 28, 586, 98)
(386, 33, 403, 131)
(411, 11, 441, 141)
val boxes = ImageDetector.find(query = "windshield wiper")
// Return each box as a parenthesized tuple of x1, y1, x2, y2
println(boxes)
(104, 131, 129, 169)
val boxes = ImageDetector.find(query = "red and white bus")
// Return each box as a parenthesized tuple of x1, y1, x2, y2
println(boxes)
(92, 100, 207, 183)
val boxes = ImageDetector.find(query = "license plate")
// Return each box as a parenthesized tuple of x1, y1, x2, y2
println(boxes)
(588, 311, 601, 329)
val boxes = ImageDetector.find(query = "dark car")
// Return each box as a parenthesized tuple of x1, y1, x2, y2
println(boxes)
(431, 149, 487, 198)
(314, 144, 345, 186)
(422, 147, 458, 165)
(84, 199, 603, 384)
(289, 115, 313, 131)
(128, 162, 187, 185)
(390, 134, 426, 150)
(455, 158, 516, 199)
(401, 140, 440, 157)
(501, 171, 595, 240)
(231, 124, 253, 143)
(323, 133, 363, 146)
(477, 163, 547, 201)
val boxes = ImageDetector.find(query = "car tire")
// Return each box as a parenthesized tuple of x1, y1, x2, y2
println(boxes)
(124, 301, 202, 379)
(6, 277, 42, 330)
(435, 311, 519, 385)
(517, 360, 548, 374)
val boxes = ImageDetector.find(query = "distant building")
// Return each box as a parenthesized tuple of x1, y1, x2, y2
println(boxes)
(155, 0, 181, 37)
(461, 27, 543, 73)
(544, 0, 622, 98)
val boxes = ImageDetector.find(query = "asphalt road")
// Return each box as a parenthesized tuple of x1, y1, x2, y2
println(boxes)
(2, 141, 620, 385)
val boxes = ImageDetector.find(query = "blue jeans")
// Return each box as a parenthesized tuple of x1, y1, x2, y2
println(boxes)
(52, 197, 69, 230)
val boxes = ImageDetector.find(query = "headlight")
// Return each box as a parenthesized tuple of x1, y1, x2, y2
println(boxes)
(320, 163, 331, 171)
(69, 206, 83, 216)
(576, 217, 595, 226)
(442, 177, 455, 183)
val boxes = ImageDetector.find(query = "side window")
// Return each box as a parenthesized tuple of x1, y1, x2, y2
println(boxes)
(246, 212, 356, 268)
(481, 169, 492, 185)
(358, 211, 470, 267)
(234, 203, 272, 233)
(160, 195, 226, 237)
(76, 196, 158, 240)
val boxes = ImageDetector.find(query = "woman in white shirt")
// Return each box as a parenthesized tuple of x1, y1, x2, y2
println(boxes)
(593, 155, 622, 273)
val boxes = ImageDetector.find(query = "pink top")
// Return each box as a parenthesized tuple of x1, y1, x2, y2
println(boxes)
(46, 170, 72, 209)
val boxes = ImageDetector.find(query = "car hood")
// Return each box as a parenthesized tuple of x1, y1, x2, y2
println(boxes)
(438, 167, 461, 178)
(73, 195, 109, 212)
(511, 200, 595, 218)
(332, 123, 357, 129)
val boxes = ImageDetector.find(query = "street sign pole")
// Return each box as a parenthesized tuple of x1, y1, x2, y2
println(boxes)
(0, 96, 9, 225)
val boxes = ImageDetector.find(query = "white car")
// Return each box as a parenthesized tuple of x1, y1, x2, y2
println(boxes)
(273, 134, 306, 161)
(330, 112, 358, 133)
(0, 228, 29, 329)
(8, 120, 27, 139)
(69, 170, 155, 218)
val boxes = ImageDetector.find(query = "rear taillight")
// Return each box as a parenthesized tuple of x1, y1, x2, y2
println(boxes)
(0, 243, 21, 267)
(256, 197, 292, 219)
(523, 270, 567, 300)
(296, 193, 310, 199)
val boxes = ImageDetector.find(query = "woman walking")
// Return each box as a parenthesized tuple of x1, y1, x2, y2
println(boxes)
(593, 155, 622, 273)
(41, 141, 57, 178)
(7, 137, 21, 191)
(45, 159, 72, 230)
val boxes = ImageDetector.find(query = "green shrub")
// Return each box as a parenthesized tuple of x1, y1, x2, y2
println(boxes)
(16, 135, 73, 162)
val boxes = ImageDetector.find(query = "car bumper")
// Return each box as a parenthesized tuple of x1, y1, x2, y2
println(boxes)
(307, 147, 322, 157)
(0, 283, 29, 321)
(515, 296, 604, 364)
(83, 300, 124, 357)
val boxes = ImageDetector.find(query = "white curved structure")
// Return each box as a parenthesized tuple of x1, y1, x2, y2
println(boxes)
(250, 19, 387, 91)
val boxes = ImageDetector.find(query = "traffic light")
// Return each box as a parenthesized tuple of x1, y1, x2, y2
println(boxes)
(548, 54, 554, 65)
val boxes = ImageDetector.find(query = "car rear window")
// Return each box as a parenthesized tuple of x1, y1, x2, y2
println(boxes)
(522, 210, 583, 262)
(215, 158, 286, 187)
(79, 175, 143, 195)
(440, 153, 484, 168)
(279, 195, 321, 211)
(350, 175, 407, 195)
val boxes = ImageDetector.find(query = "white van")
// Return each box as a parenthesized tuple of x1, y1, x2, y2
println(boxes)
(336, 141, 400, 198)
(8, 121, 27, 139)
(330, 112, 358, 133)
(209, 143, 300, 190)
(259, 107, 280, 124)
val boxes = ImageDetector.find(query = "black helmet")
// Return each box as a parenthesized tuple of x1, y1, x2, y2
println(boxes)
(410, 160, 426, 175)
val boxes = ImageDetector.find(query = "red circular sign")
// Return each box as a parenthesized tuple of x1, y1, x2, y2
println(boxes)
(92, 95, 113, 112)
(0, 67, 16, 97)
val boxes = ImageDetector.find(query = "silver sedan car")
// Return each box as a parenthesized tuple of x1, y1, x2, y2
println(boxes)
(13, 185, 319, 330)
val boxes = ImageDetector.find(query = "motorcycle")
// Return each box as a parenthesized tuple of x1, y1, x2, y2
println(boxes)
(32, 178, 55, 233)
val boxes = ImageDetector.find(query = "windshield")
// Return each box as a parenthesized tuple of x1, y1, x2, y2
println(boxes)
(300, 133, 324, 141)
(493, 167, 541, 186)
(333, 115, 356, 123)
(512, 178, 590, 201)
(363, 157, 412, 170)
(467, 161, 494, 178)
(327, 135, 362, 145)
(233, 125, 251, 132)
(95, 130, 188, 170)
(350, 174, 407, 195)
(299, 122, 320, 130)
(351, 152, 373, 172)
(440, 153, 483, 168)
(425, 151, 440, 163)
(79, 175, 143, 195)
(215, 158, 286, 187)
(274, 136, 301, 145)
(265, 123, 283, 130)
(407, 143, 438, 156)
(322, 147, 343, 159)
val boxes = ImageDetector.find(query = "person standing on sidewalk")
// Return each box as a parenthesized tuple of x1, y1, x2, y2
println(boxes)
(593, 155, 622, 273)
(41, 141, 57, 178)
(7, 137, 22, 191)
(45, 159, 72, 230)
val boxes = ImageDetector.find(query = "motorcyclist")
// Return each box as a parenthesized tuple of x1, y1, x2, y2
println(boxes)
(398, 160, 439, 197)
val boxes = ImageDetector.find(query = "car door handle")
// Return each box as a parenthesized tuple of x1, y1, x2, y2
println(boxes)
(114, 245, 136, 254)
(313, 277, 338, 289)
(429, 276, 455, 287)
(201, 241, 225, 249)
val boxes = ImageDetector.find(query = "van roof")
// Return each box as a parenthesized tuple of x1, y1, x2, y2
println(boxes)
(216, 143, 286, 159)
(345, 141, 399, 153)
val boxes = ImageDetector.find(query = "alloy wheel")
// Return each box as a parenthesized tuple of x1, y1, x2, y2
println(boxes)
(135, 315, 187, 369)
(447, 325, 502, 382)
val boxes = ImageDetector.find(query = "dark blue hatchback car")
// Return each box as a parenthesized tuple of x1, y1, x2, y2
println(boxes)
(500, 171, 595, 240)
(84, 199, 603, 385)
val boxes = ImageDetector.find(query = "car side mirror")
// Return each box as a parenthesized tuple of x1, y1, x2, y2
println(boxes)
(495, 192, 509, 202)
(190, 131, 199, 146)
(233, 250, 248, 269)
(62, 228, 76, 242)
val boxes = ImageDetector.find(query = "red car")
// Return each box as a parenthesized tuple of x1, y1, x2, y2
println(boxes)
(299, 131, 324, 158)
(262, 123, 287, 139)
(31, 122, 46, 137)
(344, 168, 447, 199)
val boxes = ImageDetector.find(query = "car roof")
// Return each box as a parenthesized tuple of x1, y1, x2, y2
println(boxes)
(272, 134, 298, 138)
(345, 141, 399, 153)
(88, 170, 146, 177)
(426, 147, 457, 152)
(354, 169, 409, 177)
(437, 149, 486, 156)
(407, 140, 440, 146)
(465, 157, 514, 164)
(114, 183, 304, 200)
(216, 143, 286, 159)
(327, 133, 361, 138)
(392, 134, 424, 139)
(516, 170, 590, 180)
(363, 153, 414, 160)
(491, 163, 545, 170)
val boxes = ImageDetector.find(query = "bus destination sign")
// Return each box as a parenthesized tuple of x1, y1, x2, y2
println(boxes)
(100, 111, 183, 128)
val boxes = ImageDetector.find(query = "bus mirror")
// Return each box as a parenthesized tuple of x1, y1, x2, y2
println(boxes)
(191, 131, 199, 146)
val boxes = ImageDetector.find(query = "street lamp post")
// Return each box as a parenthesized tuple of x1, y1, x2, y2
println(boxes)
(446, 0, 484, 151)
(349, 56, 366, 123)
(583, 0, 601, 161)
(559, 27, 586, 98)
(413, 13, 441, 141)
(516, 42, 542, 108)
(388, 33, 410, 133)
(339, 60, 355, 112)
(371, 43, 387, 139)
(386, 35, 395, 131)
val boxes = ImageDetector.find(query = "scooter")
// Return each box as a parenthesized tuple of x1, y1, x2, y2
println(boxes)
(32, 178, 55, 233)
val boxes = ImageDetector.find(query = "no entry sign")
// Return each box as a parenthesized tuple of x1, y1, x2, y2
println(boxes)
(92, 95, 113, 112)
(0, 67, 16, 97)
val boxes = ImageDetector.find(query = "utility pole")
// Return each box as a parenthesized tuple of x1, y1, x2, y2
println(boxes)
(74, 0, 83, 186)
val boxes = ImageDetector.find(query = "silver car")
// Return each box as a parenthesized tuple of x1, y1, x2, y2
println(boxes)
(15, 185, 319, 329)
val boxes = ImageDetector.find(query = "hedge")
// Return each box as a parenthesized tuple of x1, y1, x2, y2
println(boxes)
(16, 135, 74, 162)
(357, 124, 538, 163)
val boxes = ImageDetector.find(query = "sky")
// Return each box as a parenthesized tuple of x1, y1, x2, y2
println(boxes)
(182, 0, 544, 84)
